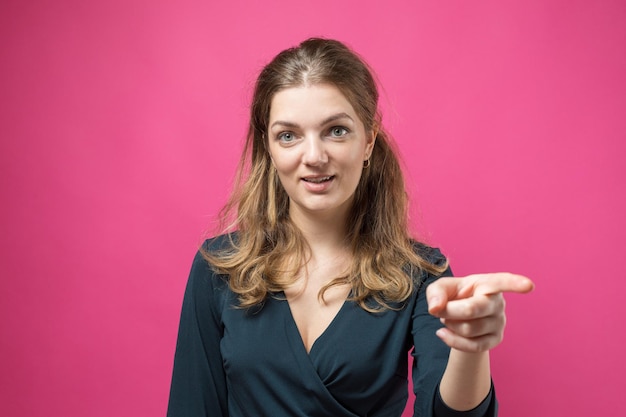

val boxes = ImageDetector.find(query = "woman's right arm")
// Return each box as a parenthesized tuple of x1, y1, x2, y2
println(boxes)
(167, 246, 229, 417)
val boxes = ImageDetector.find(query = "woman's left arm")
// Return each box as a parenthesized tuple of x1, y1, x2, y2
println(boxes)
(427, 273, 535, 411)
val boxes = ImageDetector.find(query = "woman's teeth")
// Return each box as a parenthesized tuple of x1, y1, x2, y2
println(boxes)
(303, 176, 332, 183)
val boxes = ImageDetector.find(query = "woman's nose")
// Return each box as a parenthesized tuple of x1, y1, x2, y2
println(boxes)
(302, 137, 328, 166)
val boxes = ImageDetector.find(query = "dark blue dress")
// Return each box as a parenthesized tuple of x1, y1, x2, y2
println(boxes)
(167, 235, 496, 417)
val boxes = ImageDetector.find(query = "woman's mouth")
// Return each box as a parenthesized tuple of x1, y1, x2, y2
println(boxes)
(302, 175, 334, 183)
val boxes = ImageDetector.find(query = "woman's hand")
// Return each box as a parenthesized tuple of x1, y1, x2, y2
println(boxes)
(427, 273, 535, 352)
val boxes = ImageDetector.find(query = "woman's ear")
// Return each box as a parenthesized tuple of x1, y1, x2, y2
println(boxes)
(366, 128, 378, 157)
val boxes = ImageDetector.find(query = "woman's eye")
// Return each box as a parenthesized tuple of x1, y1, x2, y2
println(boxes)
(278, 132, 295, 142)
(329, 127, 348, 137)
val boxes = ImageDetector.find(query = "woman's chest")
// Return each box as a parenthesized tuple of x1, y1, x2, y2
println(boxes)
(219, 297, 414, 390)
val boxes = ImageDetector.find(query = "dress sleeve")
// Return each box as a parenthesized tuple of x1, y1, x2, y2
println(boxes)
(411, 248, 497, 417)
(167, 245, 229, 417)
(433, 383, 496, 417)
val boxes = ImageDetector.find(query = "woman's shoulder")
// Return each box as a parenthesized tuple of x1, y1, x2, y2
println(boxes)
(410, 240, 448, 267)
(200, 232, 239, 254)
(188, 233, 238, 289)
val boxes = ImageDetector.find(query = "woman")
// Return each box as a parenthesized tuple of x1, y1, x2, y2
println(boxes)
(167, 38, 534, 417)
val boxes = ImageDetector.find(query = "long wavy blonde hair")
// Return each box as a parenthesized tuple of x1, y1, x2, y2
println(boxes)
(205, 38, 447, 312)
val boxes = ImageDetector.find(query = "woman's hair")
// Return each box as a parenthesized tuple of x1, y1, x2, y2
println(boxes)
(205, 38, 447, 312)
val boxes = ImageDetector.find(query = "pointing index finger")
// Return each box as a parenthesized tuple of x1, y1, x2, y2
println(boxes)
(426, 273, 535, 317)
(473, 273, 535, 296)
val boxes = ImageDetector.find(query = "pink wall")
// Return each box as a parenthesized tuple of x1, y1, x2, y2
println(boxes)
(1, 1, 624, 416)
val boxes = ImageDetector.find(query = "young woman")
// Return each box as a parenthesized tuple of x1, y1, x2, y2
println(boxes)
(167, 38, 534, 417)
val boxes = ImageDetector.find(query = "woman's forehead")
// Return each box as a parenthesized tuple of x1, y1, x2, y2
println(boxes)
(268, 84, 362, 128)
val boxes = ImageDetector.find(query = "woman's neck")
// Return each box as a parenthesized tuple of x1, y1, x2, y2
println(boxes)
(289, 206, 350, 257)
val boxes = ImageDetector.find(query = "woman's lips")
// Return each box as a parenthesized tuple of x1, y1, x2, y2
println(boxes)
(302, 175, 334, 184)
(301, 175, 335, 191)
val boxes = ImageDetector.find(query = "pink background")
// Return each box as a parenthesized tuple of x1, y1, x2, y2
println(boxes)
(1, 1, 624, 416)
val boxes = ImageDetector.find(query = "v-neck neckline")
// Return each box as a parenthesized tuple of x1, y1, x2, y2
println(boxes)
(280, 290, 352, 356)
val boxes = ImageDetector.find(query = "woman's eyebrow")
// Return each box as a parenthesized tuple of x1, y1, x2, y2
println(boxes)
(319, 112, 354, 127)
(270, 120, 299, 129)
(270, 113, 354, 130)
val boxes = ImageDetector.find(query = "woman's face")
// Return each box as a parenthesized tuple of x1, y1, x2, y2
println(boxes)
(267, 83, 375, 223)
